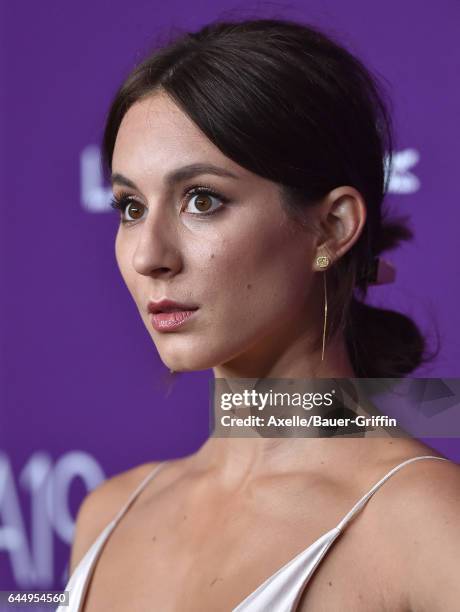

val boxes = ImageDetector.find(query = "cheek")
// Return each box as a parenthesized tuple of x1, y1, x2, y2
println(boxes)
(114, 232, 135, 292)
(114, 232, 125, 278)
(203, 223, 312, 326)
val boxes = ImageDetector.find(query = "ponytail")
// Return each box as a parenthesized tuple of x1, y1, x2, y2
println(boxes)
(345, 215, 440, 377)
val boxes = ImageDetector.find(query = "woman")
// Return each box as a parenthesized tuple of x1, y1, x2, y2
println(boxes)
(61, 18, 460, 611)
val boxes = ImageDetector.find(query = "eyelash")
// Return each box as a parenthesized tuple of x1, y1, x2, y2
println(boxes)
(109, 184, 229, 225)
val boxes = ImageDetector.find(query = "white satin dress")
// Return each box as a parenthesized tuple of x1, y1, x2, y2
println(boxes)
(57, 454, 450, 611)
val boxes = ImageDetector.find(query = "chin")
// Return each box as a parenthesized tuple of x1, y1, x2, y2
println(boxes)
(153, 332, 249, 373)
(159, 345, 238, 373)
(158, 351, 216, 373)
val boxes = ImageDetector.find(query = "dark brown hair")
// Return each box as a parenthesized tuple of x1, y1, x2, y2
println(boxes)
(102, 17, 439, 377)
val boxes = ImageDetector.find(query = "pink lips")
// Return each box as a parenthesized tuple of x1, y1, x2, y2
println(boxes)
(147, 298, 199, 333)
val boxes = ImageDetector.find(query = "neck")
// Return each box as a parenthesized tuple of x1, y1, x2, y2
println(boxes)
(190, 333, 375, 488)
(212, 331, 355, 379)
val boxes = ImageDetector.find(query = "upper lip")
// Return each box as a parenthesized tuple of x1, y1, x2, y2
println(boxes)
(147, 298, 199, 314)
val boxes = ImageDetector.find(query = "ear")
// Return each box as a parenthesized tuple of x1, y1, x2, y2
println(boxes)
(312, 186, 367, 271)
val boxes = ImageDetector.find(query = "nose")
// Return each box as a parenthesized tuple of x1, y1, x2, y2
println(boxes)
(131, 210, 182, 279)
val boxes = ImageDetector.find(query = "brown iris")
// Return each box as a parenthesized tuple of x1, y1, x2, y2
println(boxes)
(127, 202, 143, 219)
(194, 194, 212, 212)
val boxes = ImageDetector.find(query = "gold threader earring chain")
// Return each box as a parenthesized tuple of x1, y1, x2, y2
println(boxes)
(321, 271, 328, 362)
(316, 254, 330, 362)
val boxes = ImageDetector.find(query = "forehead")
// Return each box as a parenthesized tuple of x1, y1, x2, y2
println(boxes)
(112, 91, 249, 180)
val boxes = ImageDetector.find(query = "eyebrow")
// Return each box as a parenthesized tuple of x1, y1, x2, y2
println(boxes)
(111, 163, 239, 190)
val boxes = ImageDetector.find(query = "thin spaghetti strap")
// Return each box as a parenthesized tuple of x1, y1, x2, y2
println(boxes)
(336, 455, 450, 532)
(111, 461, 169, 524)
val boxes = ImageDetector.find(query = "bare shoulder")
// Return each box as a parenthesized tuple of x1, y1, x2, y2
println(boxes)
(69, 461, 161, 574)
(376, 454, 460, 612)
(376, 452, 460, 526)
(381, 452, 460, 510)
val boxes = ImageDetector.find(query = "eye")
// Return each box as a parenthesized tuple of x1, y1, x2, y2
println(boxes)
(182, 186, 228, 216)
(110, 192, 145, 224)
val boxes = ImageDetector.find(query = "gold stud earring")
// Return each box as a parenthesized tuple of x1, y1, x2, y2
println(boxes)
(316, 255, 330, 269)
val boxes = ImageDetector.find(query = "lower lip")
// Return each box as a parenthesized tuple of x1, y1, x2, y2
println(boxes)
(149, 309, 198, 332)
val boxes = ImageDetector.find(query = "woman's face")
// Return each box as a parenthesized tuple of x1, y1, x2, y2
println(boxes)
(112, 91, 322, 374)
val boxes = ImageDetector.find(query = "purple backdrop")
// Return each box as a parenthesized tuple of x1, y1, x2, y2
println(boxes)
(1, 0, 459, 594)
